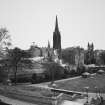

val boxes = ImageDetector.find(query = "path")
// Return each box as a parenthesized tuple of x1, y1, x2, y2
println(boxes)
(29, 75, 82, 88)
(30, 73, 96, 87)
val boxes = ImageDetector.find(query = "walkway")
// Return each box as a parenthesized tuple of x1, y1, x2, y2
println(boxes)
(30, 73, 96, 87)
(29, 75, 82, 88)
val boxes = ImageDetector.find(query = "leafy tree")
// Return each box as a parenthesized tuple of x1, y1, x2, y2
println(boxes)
(85, 43, 95, 64)
(7, 47, 34, 84)
(0, 28, 12, 83)
(62, 49, 75, 64)
(62, 47, 84, 65)
(20, 50, 32, 58)
(8, 47, 23, 84)
(85, 51, 95, 64)
(44, 62, 65, 83)
(100, 52, 105, 65)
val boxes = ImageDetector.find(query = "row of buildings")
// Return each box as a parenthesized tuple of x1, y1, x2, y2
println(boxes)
(24, 16, 105, 70)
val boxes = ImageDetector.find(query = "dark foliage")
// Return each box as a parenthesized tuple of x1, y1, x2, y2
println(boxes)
(69, 70, 77, 76)
(31, 62, 65, 84)
(100, 52, 105, 65)
(85, 51, 95, 64)
(44, 62, 65, 80)
(0, 68, 8, 82)
(8, 47, 24, 84)
(76, 66, 85, 75)
(62, 49, 75, 64)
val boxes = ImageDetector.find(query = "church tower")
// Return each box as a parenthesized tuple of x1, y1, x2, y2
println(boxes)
(47, 40, 50, 57)
(53, 16, 61, 59)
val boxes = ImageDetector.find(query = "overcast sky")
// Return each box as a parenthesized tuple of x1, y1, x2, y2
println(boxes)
(0, 0, 105, 50)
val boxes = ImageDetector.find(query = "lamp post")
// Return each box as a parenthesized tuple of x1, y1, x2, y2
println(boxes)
(52, 83, 56, 97)
(52, 83, 57, 105)
(95, 86, 98, 97)
(84, 87, 89, 103)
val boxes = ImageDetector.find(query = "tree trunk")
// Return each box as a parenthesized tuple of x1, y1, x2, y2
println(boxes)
(14, 65, 17, 85)
(51, 63, 55, 85)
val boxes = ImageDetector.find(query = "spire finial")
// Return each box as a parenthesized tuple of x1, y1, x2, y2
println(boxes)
(55, 15, 59, 31)
(48, 40, 50, 48)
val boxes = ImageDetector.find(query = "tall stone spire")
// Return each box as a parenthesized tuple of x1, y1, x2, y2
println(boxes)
(53, 15, 61, 59)
(55, 15, 59, 31)
(47, 40, 50, 58)
(48, 40, 50, 49)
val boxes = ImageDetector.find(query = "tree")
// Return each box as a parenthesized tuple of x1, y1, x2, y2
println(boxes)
(85, 42, 95, 64)
(100, 52, 105, 65)
(8, 47, 23, 84)
(0, 28, 12, 83)
(44, 62, 65, 84)
(62, 49, 75, 64)
(0, 27, 12, 54)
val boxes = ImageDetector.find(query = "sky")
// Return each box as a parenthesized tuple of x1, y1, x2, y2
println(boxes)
(0, 0, 105, 50)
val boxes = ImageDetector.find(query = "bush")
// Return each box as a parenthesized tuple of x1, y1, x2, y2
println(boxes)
(0, 69, 8, 82)
(97, 69, 105, 74)
(69, 69, 77, 77)
(43, 62, 65, 81)
(76, 66, 85, 75)
(82, 72, 90, 78)
(11, 76, 32, 83)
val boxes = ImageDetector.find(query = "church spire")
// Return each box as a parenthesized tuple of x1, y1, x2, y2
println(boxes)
(53, 15, 61, 59)
(48, 40, 50, 49)
(55, 15, 59, 31)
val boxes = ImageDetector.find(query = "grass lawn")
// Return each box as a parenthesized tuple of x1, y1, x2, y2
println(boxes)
(56, 73, 105, 93)
(0, 84, 57, 105)
(0, 84, 55, 98)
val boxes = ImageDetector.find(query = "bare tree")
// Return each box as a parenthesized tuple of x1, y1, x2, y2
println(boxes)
(0, 27, 12, 55)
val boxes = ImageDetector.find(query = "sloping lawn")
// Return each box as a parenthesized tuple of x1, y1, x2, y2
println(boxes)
(56, 73, 105, 93)
(0, 84, 57, 105)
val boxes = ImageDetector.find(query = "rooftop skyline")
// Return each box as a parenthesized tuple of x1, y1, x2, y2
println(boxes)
(0, 0, 105, 50)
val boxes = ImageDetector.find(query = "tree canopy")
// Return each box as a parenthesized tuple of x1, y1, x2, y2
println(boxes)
(0, 28, 11, 51)
(0, 27, 12, 59)
(100, 51, 105, 65)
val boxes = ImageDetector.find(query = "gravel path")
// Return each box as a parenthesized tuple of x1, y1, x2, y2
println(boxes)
(29, 75, 81, 87)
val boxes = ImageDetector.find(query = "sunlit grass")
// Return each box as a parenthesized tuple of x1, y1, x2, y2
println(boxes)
(56, 73, 105, 93)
